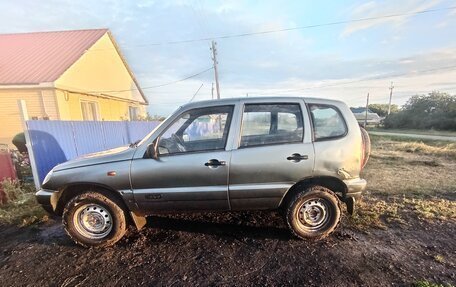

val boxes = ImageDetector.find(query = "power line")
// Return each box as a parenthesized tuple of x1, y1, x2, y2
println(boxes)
(88, 67, 213, 94)
(248, 64, 456, 96)
(189, 83, 204, 102)
(89, 5, 456, 50)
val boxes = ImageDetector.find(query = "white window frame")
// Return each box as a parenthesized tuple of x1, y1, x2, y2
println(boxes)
(129, 105, 140, 121)
(80, 99, 101, 121)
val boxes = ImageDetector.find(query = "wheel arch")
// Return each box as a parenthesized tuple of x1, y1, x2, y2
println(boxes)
(55, 183, 129, 216)
(279, 176, 347, 209)
(55, 183, 147, 230)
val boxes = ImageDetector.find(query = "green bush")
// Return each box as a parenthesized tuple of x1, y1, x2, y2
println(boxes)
(383, 92, 456, 130)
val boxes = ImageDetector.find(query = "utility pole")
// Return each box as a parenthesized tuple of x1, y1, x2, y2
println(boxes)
(211, 82, 214, 100)
(211, 40, 220, 99)
(364, 93, 370, 128)
(387, 82, 394, 115)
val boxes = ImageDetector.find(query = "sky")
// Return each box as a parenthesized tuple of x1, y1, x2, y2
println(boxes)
(1, 0, 455, 116)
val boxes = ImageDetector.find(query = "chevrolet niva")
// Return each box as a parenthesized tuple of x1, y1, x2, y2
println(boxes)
(37, 97, 370, 247)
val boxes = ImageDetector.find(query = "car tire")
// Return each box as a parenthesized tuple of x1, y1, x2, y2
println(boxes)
(360, 127, 371, 169)
(285, 186, 341, 240)
(62, 191, 127, 248)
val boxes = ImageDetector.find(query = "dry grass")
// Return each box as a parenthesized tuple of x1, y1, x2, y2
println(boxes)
(363, 136, 456, 195)
(0, 179, 48, 226)
(349, 135, 456, 230)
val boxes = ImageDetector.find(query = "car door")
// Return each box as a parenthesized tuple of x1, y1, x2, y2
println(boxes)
(228, 100, 315, 210)
(130, 105, 235, 212)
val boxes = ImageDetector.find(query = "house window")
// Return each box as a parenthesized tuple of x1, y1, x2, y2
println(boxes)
(81, 101, 99, 121)
(129, 106, 139, 121)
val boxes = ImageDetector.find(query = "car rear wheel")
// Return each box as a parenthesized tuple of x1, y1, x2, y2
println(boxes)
(285, 186, 341, 240)
(63, 191, 127, 248)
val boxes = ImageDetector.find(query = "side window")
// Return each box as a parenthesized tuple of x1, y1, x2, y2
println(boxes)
(158, 106, 233, 155)
(183, 114, 227, 142)
(278, 112, 298, 131)
(241, 112, 271, 136)
(240, 104, 304, 147)
(309, 105, 347, 140)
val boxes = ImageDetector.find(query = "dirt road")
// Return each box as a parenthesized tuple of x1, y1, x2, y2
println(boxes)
(0, 210, 455, 286)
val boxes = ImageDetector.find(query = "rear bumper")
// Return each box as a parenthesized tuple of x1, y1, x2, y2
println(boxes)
(343, 178, 367, 200)
(36, 189, 60, 214)
(342, 178, 367, 215)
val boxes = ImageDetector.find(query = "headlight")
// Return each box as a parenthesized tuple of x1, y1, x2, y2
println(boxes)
(42, 169, 54, 185)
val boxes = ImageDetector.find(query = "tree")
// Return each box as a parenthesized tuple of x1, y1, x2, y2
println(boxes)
(383, 91, 456, 130)
(368, 104, 399, 117)
(137, 112, 166, 121)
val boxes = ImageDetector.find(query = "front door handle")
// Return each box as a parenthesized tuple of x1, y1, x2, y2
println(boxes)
(287, 153, 308, 162)
(204, 159, 226, 167)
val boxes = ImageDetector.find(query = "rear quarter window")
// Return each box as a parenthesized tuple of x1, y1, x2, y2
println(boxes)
(309, 104, 347, 140)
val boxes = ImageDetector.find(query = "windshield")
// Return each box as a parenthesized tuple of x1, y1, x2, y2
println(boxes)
(136, 106, 182, 147)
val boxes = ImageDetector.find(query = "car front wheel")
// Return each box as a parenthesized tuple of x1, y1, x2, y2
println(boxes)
(285, 186, 341, 240)
(62, 191, 127, 248)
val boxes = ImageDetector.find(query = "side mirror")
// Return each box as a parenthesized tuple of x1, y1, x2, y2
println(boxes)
(146, 139, 159, 159)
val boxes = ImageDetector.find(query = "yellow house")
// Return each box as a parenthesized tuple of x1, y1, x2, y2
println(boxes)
(0, 28, 148, 145)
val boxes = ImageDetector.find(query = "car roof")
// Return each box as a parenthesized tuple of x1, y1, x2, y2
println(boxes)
(180, 96, 345, 110)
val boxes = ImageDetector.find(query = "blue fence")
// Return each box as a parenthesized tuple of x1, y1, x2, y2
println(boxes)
(26, 120, 160, 184)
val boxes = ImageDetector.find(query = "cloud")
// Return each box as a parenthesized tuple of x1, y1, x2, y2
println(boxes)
(341, 0, 441, 37)
(0, 0, 455, 116)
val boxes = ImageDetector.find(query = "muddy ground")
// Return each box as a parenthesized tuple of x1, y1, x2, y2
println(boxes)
(1, 136, 456, 286)
(0, 209, 455, 286)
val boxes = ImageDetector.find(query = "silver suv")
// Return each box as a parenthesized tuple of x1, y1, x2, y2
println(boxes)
(36, 97, 370, 247)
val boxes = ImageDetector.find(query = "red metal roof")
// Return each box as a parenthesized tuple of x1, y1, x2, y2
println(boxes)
(0, 29, 108, 85)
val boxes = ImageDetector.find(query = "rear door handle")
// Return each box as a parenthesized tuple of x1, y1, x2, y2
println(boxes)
(205, 159, 226, 167)
(287, 153, 308, 162)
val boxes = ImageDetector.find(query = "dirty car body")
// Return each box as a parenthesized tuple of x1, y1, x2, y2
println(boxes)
(36, 97, 368, 247)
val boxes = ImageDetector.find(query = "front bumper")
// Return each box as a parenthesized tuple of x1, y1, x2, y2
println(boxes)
(36, 189, 60, 214)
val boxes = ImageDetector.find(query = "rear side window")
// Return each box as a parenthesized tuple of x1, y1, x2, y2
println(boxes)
(240, 104, 304, 147)
(309, 104, 347, 140)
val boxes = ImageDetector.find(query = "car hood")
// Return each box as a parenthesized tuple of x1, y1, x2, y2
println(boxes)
(54, 146, 136, 171)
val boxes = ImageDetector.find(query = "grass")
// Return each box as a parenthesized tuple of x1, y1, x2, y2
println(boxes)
(434, 255, 445, 264)
(367, 127, 456, 137)
(370, 134, 456, 159)
(348, 135, 456, 230)
(0, 179, 48, 226)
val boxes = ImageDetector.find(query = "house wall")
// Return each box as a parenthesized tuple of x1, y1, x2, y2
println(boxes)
(0, 89, 58, 146)
(1, 32, 147, 146)
(55, 90, 145, 121)
(54, 33, 146, 107)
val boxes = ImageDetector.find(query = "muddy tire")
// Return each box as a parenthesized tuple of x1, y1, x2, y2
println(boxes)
(62, 192, 127, 248)
(285, 186, 341, 240)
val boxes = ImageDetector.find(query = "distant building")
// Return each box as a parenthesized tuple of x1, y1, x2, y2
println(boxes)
(350, 107, 382, 125)
(0, 28, 148, 145)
